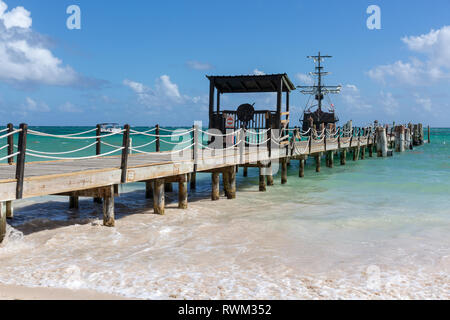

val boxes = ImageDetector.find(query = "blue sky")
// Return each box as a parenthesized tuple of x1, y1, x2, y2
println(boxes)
(0, 0, 449, 127)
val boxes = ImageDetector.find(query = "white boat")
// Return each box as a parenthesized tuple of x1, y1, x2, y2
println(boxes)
(99, 123, 122, 134)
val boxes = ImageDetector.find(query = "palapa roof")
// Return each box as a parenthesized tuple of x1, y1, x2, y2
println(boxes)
(206, 74, 296, 93)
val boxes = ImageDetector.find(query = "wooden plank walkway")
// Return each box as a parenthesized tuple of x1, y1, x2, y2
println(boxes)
(0, 136, 372, 201)
(0, 122, 427, 243)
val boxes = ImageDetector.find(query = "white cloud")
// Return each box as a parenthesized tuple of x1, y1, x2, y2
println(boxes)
(296, 73, 314, 85)
(0, 1, 32, 29)
(340, 84, 372, 110)
(368, 25, 450, 86)
(253, 69, 266, 76)
(59, 102, 81, 113)
(123, 75, 207, 111)
(380, 91, 400, 116)
(186, 60, 213, 70)
(414, 94, 433, 113)
(0, 0, 99, 88)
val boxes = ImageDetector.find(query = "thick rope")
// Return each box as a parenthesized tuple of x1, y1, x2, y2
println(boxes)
(26, 147, 124, 160)
(0, 129, 22, 140)
(0, 152, 20, 162)
(23, 141, 99, 155)
(28, 129, 124, 140)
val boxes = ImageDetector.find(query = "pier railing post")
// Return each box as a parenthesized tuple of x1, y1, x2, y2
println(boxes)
(239, 125, 245, 165)
(155, 124, 161, 152)
(7, 123, 14, 165)
(96, 124, 101, 156)
(120, 124, 131, 184)
(428, 125, 431, 144)
(15, 124, 28, 200)
(193, 124, 199, 172)
(93, 124, 103, 204)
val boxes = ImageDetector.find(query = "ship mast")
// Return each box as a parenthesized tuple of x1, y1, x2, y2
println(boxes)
(298, 52, 341, 112)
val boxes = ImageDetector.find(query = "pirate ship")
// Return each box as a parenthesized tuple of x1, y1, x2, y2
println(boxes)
(298, 52, 342, 132)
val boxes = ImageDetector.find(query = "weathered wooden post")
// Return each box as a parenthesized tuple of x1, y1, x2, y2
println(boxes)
(243, 167, 248, 177)
(341, 149, 346, 166)
(228, 166, 236, 199)
(145, 181, 153, 199)
(259, 167, 267, 192)
(120, 124, 131, 184)
(223, 169, 231, 199)
(211, 172, 220, 201)
(5, 202, 13, 220)
(103, 185, 115, 227)
(266, 163, 274, 186)
(315, 154, 321, 173)
(376, 127, 388, 157)
(328, 151, 334, 168)
(281, 158, 288, 184)
(16, 124, 28, 200)
(299, 157, 305, 178)
(191, 124, 199, 190)
(155, 124, 161, 152)
(153, 179, 165, 215)
(178, 174, 188, 209)
(419, 123, 424, 145)
(428, 126, 431, 144)
(395, 126, 405, 153)
(0, 202, 6, 244)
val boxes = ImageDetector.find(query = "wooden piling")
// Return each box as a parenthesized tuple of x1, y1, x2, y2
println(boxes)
(376, 127, 388, 157)
(228, 166, 236, 199)
(341, 149, 347, 165)
(190, 173, 197, 190)
(266, 162, 274, 186)
(223, 170, 231, 198)
(259, 167, 267, 192)
(5, 201, 13, 219)
(328, 151, 334, 168)
(299, 159, 305, 178)
(369, 144, 373, 157)
(243, 167, 248, 177)
(281, 158, 288, 184)
(69, 196, 79, 209)
(103, 185, 115, 227)
(211, 172, 220, 201)
(361, 146, 366, 160)
(145, 181, 153, 199)
(315, 154, 321, 173)
(153, 179, 165, 215)
(0, 202, 6, 244)
(428, 126, 431, 144)
(178, 175, 188, 209)
(353, 147, 359, 161)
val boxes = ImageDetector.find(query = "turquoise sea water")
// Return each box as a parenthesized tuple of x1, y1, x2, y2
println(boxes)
(0, 127, 449, 299)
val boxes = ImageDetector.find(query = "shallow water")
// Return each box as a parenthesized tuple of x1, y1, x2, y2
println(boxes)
(0, 128, 449, 299)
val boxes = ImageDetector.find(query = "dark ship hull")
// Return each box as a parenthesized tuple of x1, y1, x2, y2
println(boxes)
(301, 109, 339, 132)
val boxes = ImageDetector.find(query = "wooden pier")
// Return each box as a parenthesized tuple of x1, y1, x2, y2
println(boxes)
(0, 122, 428, 243)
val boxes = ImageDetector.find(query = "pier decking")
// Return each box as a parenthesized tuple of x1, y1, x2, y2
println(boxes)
(0, 123, 428, 242)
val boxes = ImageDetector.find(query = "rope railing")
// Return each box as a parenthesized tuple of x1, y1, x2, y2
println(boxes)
(0, 129, 22, 140)
(26, 146, 124, 161)
(0, 152, 20, 162)
(20, 141, 99, 155)
(130, 128, 194, 138)
(28, 129, 124, 140)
